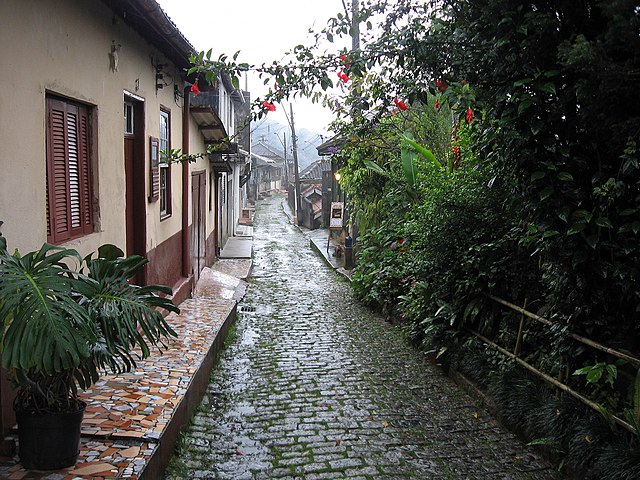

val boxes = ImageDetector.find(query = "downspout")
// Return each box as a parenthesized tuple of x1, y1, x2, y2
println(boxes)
(182, 86, 191, 278)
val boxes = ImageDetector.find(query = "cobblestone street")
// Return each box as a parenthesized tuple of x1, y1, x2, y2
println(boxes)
(166, 197, 559, 479)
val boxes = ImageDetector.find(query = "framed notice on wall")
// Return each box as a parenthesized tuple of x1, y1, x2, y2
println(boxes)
(330, 202, 344, 229)
(149, 136, 159, 201)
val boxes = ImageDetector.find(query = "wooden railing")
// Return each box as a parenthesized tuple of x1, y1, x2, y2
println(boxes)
(466, 295, 639, 435)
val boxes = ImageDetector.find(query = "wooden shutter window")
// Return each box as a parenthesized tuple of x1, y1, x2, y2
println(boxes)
(46, 97, 93, 244)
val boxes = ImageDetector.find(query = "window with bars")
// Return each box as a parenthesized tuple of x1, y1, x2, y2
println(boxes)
(159, 109, 171, 218)
(46, 96, 94, 244)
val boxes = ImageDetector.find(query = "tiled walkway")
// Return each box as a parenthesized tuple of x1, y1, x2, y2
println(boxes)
(0, 261, 250, 479)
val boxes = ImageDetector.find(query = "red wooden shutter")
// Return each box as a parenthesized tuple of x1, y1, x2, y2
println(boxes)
(78, 107, 93, 234)
(47, 99, 70, 243)
(46, 98, 93, 243)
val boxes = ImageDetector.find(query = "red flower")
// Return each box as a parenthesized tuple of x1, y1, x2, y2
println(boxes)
(340, 54, 351, 68)
(453, 145, 460, 155)
(262, 100, 276, 112)
(190, 81, 201, 95)
(435, 100, 441, 110)
(337, 71, 350, 83)
(436, 79, 448, 92)
(465, 107, 474, 123)
(394, 97, 408, 111)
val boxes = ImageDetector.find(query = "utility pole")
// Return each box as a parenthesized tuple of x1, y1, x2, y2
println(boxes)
(288, 104, 303, 226)
(351, 0, 360, 51)
(283, 133, 289, 187)
(275, 132, 289, 186)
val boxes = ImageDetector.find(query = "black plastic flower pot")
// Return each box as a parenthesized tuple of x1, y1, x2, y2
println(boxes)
(15, 402, 85, 470)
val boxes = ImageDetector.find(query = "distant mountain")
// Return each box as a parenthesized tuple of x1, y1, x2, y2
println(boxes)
(251, 117, 328, 171)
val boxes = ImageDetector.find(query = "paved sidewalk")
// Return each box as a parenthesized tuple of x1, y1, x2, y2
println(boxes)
(220, 237, 253, 259)
(0, 261, 250, 479)
(166, 197, 559, 479)
(306, 228, 353, 280)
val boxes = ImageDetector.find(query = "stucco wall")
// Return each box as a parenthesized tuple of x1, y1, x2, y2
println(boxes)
(0, 0, 197, 259)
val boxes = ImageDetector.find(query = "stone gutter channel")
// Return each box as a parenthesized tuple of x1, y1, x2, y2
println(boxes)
(0, 260, 251, 480)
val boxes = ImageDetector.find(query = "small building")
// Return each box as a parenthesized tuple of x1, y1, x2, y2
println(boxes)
(249, 140, 287, 200)
(298, 159, 332, 229)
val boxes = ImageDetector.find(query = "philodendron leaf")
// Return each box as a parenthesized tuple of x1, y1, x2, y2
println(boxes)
(97, 244, 124, 261)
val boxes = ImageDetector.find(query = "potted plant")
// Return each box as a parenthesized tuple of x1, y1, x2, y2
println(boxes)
(0, 229, 178, 470)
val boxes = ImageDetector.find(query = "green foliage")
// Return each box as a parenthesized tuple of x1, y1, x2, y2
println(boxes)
(188, 0, 640, 473)
(574, 362, 619, 388)
(0, 233, 178, 414)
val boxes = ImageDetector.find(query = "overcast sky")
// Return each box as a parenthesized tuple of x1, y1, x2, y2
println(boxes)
(157, 0, 348, 134)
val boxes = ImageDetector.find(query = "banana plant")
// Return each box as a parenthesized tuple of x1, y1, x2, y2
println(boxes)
(363, 132, 444, 186)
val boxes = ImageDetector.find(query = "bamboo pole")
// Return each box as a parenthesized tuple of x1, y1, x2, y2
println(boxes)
(470, 330, 638, 435)
(513, 297, 527, 356)
(487, 294, 640, 367)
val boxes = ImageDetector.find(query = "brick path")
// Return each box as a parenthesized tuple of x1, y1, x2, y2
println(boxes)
(165, 196, 559, 480)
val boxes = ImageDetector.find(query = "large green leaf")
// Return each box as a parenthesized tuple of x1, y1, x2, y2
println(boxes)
(401, 133, 442, 168)
(0, 236, 179, 411)
(81, 249, 178, 375)
(401, 144, 417, 188)
(0, 243, 94, 375)
(363, 159, 389, 177)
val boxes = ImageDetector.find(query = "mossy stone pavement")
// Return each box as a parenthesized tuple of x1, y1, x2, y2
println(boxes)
(165, 197, 560, 480)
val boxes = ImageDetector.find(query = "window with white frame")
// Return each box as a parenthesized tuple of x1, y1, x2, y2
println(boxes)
(124, 102, 134, 134)
(159, 109, 171, 218)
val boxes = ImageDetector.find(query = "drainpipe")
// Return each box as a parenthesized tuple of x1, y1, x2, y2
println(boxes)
(182, 86, 191, 278)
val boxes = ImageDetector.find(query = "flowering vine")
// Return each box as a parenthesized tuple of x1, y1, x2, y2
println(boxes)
(262, 100, 276, 112)
(465, 107, 474, 123)
(337, 71, 350, 83)
(394, 98, 408, 111)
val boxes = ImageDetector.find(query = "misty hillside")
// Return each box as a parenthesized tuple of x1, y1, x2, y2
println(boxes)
(251, 117, 328, 170)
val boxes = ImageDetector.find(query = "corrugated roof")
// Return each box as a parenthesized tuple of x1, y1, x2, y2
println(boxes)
(299, 159, 331, 180)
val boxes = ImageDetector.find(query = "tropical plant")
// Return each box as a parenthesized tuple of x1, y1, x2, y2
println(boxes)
(0, 232, 178, 414)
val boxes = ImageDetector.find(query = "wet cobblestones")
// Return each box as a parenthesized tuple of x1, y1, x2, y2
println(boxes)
(166, 197, 559, 479)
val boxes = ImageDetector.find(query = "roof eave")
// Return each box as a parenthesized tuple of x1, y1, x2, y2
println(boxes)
(102, 0, 195, 72)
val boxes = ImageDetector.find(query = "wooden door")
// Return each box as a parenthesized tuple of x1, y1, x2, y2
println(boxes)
(191, 171, 206, 282)
(124, 98, 146, 285)
(124, 137, 136, 257)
